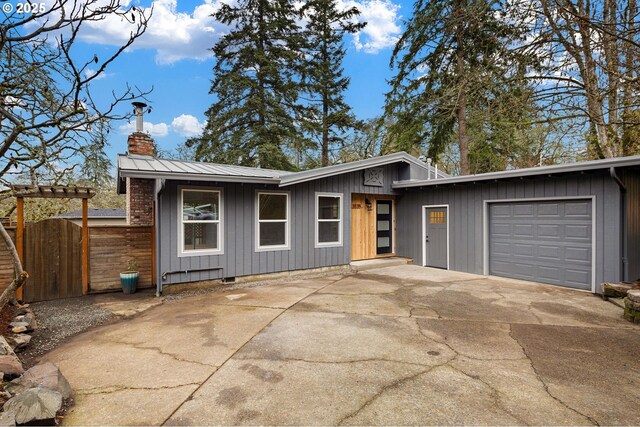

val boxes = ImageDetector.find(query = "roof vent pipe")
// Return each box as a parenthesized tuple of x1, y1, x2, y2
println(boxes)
(132, 101, 148, 133)
(435, 163, 438, 179)
(426, 158, 432, 180)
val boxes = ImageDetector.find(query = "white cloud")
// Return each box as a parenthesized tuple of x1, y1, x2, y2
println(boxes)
(77, 0, 226, 64)
(172, 114, 206, 137)
(65, 0, 401, 62)
(119, 121, 169, 137)
(84, 68, 109, 80)
(347, 0, 402, 53)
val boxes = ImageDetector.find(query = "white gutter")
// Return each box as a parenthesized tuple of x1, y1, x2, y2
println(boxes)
(154, 178, 165, 296)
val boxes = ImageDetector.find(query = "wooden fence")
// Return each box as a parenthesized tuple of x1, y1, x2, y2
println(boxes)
(0, 224, 153, 295)
(0, 228, 16, 293)
(89, 226, 153, 292)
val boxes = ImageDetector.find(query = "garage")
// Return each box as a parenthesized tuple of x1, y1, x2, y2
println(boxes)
(488, 199, 593, 290)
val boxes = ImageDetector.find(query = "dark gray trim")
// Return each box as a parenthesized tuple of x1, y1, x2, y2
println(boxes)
(610, 167, 627, 281)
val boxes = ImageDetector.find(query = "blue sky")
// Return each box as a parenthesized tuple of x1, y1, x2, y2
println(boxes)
(67, 0, 412, 158)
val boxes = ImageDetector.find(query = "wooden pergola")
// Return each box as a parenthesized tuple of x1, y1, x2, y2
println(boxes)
(12, 185, 96, 300)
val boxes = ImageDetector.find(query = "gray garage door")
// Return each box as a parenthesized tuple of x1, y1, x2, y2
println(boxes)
(489, 200, 592, 290)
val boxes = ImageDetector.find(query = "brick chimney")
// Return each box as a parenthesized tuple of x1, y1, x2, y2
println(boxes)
(126, 102, 155, 226)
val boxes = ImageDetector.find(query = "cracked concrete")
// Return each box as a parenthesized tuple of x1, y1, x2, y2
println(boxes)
(43, 265, 639, 425)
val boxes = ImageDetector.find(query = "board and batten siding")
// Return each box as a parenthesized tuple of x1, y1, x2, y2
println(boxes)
(395, 171, 623, 288)
(158, 164, 401, 285)
(621, 168, 640, 281)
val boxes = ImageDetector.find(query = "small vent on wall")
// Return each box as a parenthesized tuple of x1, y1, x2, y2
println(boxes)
(364, 168, 384, 187)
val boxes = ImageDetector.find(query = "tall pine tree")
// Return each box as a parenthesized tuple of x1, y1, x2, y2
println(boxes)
(300, 0, 365, 166)
(385, 0, 529, 175)
(188, 0, 302, 170)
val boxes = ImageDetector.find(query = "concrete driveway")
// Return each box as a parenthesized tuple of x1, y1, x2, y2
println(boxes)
(44, 265, 639, 425)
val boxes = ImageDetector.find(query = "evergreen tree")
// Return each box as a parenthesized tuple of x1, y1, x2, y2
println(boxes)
(187, 0, 303, 170)
(300, 0, 365, 166)
(385, 0, 530, 175)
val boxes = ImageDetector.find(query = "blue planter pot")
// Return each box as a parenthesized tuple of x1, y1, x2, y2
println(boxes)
(120, 272, 139, 294)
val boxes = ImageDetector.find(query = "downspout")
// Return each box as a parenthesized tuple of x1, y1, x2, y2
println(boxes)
(610, 167, 627, 281)
(154, 178, 165, 296)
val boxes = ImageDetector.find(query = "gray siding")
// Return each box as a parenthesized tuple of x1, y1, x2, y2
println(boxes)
(396, 172, 623, 289)
(158, 164, 399, 285)
(621, 168, 640, 281)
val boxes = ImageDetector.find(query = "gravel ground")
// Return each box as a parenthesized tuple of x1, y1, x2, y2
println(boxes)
(19, 297, 115, 368)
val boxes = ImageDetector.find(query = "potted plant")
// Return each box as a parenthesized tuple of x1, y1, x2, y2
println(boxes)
(120, 259, 139, 294)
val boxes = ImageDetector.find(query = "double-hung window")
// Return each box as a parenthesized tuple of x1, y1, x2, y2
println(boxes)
(180, 189, 223, 256)
(256, 192, 290, 250)
(316, 193, 342, 247)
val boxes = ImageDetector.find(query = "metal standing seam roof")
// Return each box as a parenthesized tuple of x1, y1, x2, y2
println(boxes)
(117, 154, 292, 183)
(117, 151, 443, 185)
(392, 155, 640, 188)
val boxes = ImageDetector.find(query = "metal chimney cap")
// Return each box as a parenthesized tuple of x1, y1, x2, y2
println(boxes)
(132, 101, 148, 109)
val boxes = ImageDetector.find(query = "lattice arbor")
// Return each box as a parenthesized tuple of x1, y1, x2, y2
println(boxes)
(12, 186, 95, 301)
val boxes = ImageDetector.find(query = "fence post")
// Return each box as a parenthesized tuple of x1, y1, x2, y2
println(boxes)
(81, 198, 89, 295)
(16, 197, 24, 302)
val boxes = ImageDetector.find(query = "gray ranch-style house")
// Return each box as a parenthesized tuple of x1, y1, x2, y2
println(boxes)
(117, 128, 640, 295)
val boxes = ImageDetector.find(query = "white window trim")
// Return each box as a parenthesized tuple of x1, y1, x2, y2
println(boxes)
(255, 190, 291, 252)
(315, 192, 343, 248)
(178, 187, 224, 257)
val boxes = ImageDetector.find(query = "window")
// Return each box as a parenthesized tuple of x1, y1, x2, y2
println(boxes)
(429, 210, 446, 224)
(180, 189, 222, 255)
(316, 193, 342, 247)
(256, 192, 289, 250)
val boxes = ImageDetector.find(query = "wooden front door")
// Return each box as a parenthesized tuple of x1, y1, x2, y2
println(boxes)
(351, 194, 395, 261)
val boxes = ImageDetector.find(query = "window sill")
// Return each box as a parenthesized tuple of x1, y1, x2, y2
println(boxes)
(315, 242, 343, 249)
(255, 245, 290, 252)
(178, 249, 224, 258)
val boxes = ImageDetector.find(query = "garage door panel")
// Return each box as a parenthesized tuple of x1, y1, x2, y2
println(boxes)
(565, 269, 591, 287)
(491, 260, 535, 280)
(565, 201, 591, 217)
(537, 245, 560, 259)
(491, 205, 512, 217)
(513, 244, 534, 256)
(514, 204, 534, 216)
(513, 224, 534, 237)
(538, 203, 560, 216)
(538, 224, 560, 238)
(538, 265, 562, 282)
(489, 200, 592, 291)
(491, 242, 511, 256)
(491, 223, 511, 236)
(565, 247, 590, 263)
(565, 224, 590, 239)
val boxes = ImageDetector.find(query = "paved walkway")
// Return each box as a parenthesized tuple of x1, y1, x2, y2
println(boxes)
(44, 265, 640, 425)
